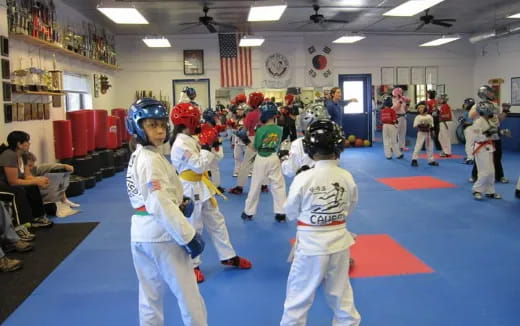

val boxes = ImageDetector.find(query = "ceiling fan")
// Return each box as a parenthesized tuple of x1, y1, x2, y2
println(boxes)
(292, 4, 350, 26)
(178, 6, 237, 33)
(414, 9, 456, 30)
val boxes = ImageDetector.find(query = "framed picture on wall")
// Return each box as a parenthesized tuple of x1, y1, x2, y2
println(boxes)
(184, 50, 204, 75)
(411, 66, 425, 84)
(511, 77, 520, 106)
(396, 67, 410, 85)
(436, 84, 445, 95)
(381, 67, 395, 85)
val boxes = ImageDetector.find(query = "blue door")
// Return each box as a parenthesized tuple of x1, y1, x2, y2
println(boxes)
(338, 74, 372, 142)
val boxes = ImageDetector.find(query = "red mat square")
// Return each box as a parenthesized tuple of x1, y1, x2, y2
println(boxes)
(419, 153, 464, 160)
(377, 176, 457, 190)
(290, 234, 434, 278)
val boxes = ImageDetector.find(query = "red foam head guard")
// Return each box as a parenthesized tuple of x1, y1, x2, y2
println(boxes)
(248, 92, 264, 109)
(235, 93, 247, 104)
(171, 102, 201, 134)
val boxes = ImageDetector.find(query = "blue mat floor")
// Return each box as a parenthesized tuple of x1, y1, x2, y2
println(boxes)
(4, 138, 520, 326)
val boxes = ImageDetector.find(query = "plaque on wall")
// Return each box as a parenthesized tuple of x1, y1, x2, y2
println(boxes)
(396, 67, 410, 85)
(24, 103, 32, 120)
(0, 36, 8, 56)
(3, 81, 11, 101)
(4, 103, 12, 123)
(381, 67, 395, 85)
(1, 59, 9, 79)
(44, 103, 50, 119)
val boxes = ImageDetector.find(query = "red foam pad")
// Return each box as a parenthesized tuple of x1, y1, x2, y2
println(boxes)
(418, 153, 464, 160)
(377, 176, 457, 190)
(290, 234, 434, 278)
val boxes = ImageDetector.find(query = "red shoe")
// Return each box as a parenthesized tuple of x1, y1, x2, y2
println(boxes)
(261, 185, 268, 193)
(221, 256, 252, 269)
(194, 267, 205, 283)
(229, 186, 243, 194)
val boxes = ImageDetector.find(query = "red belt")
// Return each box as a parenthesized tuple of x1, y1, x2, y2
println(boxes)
(472, 140, 493, 155)
(297, 220, 345, 227)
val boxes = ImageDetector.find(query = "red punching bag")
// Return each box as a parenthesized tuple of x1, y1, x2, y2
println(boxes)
(53, 120, 73, 160)
(111, 108, 128, 143)
(107, 115, 120, 149)
(93, 109, 108, 149)
(84, 109, 95, 152)
(66, 111, 88, 157)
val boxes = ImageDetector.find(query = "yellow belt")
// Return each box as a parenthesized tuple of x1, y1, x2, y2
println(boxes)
(180, 170, 227, 207)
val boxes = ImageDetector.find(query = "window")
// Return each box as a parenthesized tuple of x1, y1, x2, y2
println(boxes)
(63, 73, 92, 112)
(342, 80, 364, 114)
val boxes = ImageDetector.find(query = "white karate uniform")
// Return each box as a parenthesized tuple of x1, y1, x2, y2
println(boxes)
(393, 99, 407, 149)
(471, 117, 496, 195)
(244, 153, 287, 215)
(232, 118, 246, 176)
(281, 160, 361, 326)
(438, 120, 452, 155)
(281, 138, 315, 178)
(171, 134, 236, 266)
(464, 125, 475, 160)
(382, 124, 401, 158)
(126, 144, 207, 326)
(412, 114, 435, 162)
(209, 146, 224, 187)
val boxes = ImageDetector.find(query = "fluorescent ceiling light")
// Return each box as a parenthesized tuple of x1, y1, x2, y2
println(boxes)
(97, 7, 149, 24)
(333, 35, 366, 43)
(239, 36, 265, 47)
(507, 13, 520, 18)
(384, 0, 445, 17)
(143, 37, 171, 47)
(248, 5, 287, 21)
(420, 35, 460, 46)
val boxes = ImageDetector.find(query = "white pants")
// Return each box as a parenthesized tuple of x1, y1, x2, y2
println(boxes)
(464, 125, 474, 160)
(280, 250, 361, 326)
(412, 131, 434, 162)
(382, 124, 401, 158)
(189, 199, 236, 266)
(244, 154, 286, 216)
(233, 143, 246, 175)
(397, 115, 407, 149)
(131, 241, 207, 326)
(438, 121, 452, 155)
(472, 144, 495, 195)
(236, 144, 256, 187)
(516, 176, 520, 191)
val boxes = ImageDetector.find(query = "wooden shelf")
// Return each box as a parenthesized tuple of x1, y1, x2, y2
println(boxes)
(9, 33, 120, 71)
(13, 90, 65, 96)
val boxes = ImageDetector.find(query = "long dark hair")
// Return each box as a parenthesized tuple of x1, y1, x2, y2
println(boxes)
(170, 124, 187, 146)
(0, 131, 30, 154)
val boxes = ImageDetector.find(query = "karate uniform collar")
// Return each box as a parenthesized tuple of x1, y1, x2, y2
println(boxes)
(137, 143, 161, 153)
(314, 160, 339, 168)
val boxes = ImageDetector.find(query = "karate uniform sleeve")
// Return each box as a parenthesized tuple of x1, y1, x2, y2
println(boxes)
(347, 175, 359, 214)
(174, 143, 216, 174)
(284, 175, 303, 221)
(413, 116, 420, 128)
(281, 140, 302, 177)
(212, 147, 224, 161)
(138, 153, 196, 245)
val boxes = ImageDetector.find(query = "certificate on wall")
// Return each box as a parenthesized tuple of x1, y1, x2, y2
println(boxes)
(381, 67, 395, 85)
(396, 67, 410, 85)
(411, 66, 425, 84)
(184, 50, 204, 75)
(426, 66, 438, 85)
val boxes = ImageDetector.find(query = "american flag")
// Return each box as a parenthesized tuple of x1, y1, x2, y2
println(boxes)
(219, 34, 252, 88)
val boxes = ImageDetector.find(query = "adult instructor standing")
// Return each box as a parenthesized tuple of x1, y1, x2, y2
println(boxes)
(326, 87, 357, 135)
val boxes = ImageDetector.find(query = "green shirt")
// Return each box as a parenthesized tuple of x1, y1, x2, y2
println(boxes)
(254, 124, 283, 157)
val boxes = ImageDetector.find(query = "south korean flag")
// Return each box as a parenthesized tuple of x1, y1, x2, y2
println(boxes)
(306, 44, 334, 87)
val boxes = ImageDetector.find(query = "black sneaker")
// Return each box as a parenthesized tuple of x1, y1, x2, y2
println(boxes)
(217, 186, 226, 194)
(241, 212, 253, 220)
(473, 192, 483, 200)
(485, 193, 502, 199)
(397, 154, 404, 159)
(516, 189, 520, 199)
(386, 157, 392, 160)
(428, 161, 439, 166)
(275, 214, 286, 222)
(411, 159, 418, 167)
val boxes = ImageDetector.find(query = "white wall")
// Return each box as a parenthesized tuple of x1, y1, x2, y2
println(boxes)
(473, 33, 520, 113)
(0, 0, 118, 163)
(114, 32, 476, 112)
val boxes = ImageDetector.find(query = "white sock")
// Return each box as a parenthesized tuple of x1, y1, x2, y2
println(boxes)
(65, 199, 80, 208)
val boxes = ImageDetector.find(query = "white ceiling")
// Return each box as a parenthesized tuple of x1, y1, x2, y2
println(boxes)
(61, 0, 520, 36)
